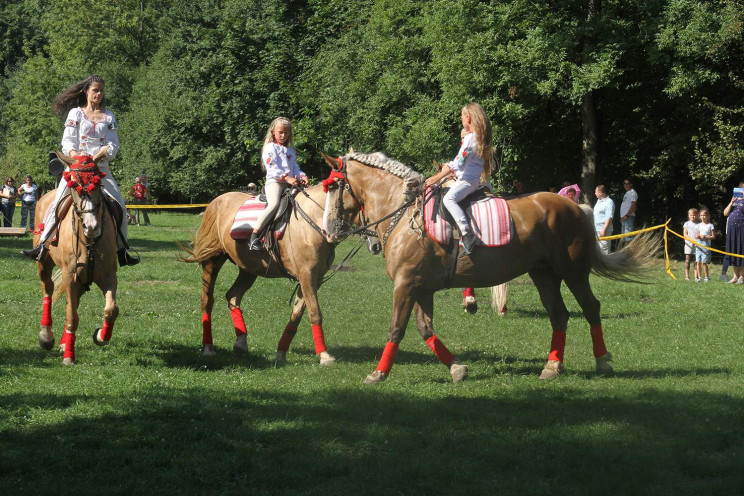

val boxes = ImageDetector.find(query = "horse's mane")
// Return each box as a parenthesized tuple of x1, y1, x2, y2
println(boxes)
(347, 152, 424, 194)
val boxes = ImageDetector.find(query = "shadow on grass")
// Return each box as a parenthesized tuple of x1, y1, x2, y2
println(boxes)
(1, 386, 742, 494)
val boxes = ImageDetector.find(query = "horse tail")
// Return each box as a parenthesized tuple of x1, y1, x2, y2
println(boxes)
(179, 201, 225, 265)
(52, 269, 66, 303)
(579, 204, 661, 283)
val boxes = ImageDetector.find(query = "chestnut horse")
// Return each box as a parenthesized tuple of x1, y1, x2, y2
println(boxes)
(181, 185, 375, 365)
(319, 151, 659, 384)
(34, 149, 119, 364)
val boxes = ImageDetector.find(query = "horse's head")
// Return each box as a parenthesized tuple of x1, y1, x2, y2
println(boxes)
(56, 147, 109, 242)
(319, 151, 364, 243)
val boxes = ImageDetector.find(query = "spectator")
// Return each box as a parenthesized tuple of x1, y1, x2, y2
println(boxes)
(18, 175, 38, 230)
(593, 184, 614, 254)
(619, 178, 638, 245)
(695, 207, 714, 282)
(1, 177, 17, 227)
(723, 182, 744, 284)
(131, 176, 151, 226)
(558, 183, 581, 204)
(683, 208, 700, 282)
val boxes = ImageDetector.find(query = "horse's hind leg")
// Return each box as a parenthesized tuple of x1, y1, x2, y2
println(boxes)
(200, 255, 227, 356)
(226, 269, 257, 356)
(414, 291, 468, 382)
(37, 261, 55, 350)
(564, 274, 613, 375)
(529, 268, 570, 380)
(275, 290, 306, 366)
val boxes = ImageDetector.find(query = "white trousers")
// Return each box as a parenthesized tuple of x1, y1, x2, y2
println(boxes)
(41, 167, 128, 248)
(253, 181, 288, 233)
(443, 178, 480, 234)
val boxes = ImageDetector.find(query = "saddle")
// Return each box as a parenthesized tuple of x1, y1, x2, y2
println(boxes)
(430, 185, 492, 237)
(229, 188, 293, 241)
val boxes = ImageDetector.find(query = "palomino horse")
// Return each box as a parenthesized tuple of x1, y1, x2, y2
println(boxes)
(181, 185, 375, 365)
(34, 148, 120, 364)
(319, 151, 659, 384)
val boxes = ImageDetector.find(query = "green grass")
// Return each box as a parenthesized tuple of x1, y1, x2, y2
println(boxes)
(1, 213, 743, 495)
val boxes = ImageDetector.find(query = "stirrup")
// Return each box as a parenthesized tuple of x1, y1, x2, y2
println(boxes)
(21, 244, 48, 262)
(248, 232, 263, 251)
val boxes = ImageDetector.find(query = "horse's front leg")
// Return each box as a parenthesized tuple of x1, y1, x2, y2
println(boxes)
(37, 260, 55, 350)
(61, 282, 82, 365)
(199, 255, 227, 356)
(364, 283, 418, 384)
(225, 270, 257, 356)
(275, 291, 306, 366)
(93, 281, 118, 346)
(414, 291, 468, 383)
(297, 276, 335, 366)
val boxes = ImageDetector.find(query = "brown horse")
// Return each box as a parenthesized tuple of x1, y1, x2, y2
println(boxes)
(181, 184, 375, 365)
(319, 151, 659, 384)
(34, 149, 119, 365)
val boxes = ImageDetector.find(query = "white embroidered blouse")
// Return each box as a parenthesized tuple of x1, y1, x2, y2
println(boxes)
(262, 143, 306, 183)
(61, 107, 119, 167)
(447, 132, 483, 183)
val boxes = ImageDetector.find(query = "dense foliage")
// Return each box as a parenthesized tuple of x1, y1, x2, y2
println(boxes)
(1, 0, 742, 223)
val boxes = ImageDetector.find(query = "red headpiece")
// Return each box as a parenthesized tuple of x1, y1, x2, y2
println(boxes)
(62, 155, 107, 195)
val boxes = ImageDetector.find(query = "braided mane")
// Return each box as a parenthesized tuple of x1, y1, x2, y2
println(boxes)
(346, 152, 424, 194)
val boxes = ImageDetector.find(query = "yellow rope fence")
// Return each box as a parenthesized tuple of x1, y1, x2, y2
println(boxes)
(599, 220, 744, 280)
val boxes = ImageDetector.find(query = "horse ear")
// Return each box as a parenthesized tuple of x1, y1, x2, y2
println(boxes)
(348, 146, 355, 154)
(92, 145, 110, 163)
(55, 151, 74, 165)
(319, 150, 340, 170)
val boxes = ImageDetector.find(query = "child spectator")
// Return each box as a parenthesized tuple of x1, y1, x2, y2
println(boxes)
(695, 208, 715, 282)
(683, 208, 699, 281)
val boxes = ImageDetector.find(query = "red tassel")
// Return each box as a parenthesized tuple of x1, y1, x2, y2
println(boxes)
(230, 308, 247, 336)
(425, 335, 455, 366)
(311, 324, 326, 354)
(376, 342, 398, 374)
(41, 296, 52, 327)
(548, 330, 567, 362)
(202, 313, 213, 345)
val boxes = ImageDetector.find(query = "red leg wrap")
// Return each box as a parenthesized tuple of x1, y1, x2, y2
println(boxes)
(277, 324, 298, 352)
(230, 307, 247, 336)
(377, 342, 399, 374)
(41, 296, 52, 327)
(202, 313, 213, 345)
(100, 320, 114, 342)
(311, 324, 327, 354)
(462, 287, 475, 298)
(425, 335, 455, 366)
(59, 330, 70, 347)
(63, 331, 76, 361)
(548, 330, 567, 362)
(590, 324, 607, 357)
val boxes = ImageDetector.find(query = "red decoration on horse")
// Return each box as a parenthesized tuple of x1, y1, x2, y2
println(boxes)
(62, 155, 107, 195)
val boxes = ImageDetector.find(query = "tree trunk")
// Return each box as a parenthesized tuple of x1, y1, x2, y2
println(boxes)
(581, 91, 598, 202)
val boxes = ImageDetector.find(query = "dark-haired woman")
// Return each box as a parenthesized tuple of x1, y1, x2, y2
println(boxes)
(22, 75, 138, 266)
(723, 181, 744, 283)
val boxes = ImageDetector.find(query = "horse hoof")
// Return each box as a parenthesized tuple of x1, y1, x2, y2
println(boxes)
(62, 357, 75, 366)
(463, 296, 478, 314)
(539, 360, 564, 380)
(92, 328, 109, 346)
(319, 351, 336, 366)
(363, 370, 388, 384)
(202, 344, 217, 357)
(275, 351, 287, 367)
(233, 335, 248, 355)
(498, 305, 507, 316)
(449, 360, 469, 382)
(39, 328, 55, 351)
(595, 352, 613, 375)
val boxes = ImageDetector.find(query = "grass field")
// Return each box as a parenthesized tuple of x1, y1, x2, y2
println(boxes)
(1, 212, 743, 495)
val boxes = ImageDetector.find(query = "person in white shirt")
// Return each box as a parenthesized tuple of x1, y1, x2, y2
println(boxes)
(619, 178, 638, 245)
(425, 103, 494, 256)
(18, 176, 38, 229)
(249, 117, 309, 251)
(593, 185, 615, 255)
(22, 74, 138, 265)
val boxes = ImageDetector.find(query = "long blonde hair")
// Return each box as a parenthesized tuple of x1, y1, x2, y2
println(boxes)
(463, 103, 494, 183)
(263, 117, 294, 147)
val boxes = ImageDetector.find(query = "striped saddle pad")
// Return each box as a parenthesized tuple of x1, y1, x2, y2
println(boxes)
(423, 187, 511, 247)
(229, 196, 287, 240)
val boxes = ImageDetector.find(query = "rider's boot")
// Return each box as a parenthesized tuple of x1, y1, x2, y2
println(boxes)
(248, 231, 262, 251)
(117, 248, 140, 266)
(460, 231, 482, 257)
(21, 244, 48, 262)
